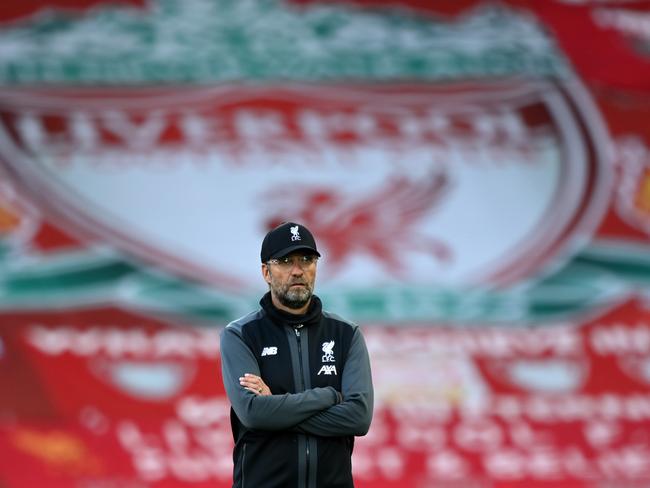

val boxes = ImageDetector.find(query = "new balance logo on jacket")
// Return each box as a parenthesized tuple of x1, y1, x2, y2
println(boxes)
(261, 346, 278, 356)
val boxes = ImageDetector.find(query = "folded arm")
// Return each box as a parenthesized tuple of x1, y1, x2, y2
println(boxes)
(293, 326, 374, 437)
(220, 325, 339, 430)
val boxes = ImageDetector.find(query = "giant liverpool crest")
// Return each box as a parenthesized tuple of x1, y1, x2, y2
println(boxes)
(0, 1, 614, 321)
(0, 79, 610, 293)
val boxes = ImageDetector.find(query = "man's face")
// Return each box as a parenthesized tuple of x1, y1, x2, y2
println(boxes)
(262, 252, 318, 311)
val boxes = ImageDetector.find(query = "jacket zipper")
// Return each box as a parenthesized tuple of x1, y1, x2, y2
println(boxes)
(294, 325, 309, 488)
(241, 442, 247, 488)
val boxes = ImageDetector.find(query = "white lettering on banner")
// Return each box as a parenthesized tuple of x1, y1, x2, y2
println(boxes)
(14, 107, 536, 167)
(599, 446, 650, 478)
(453, 420, 504, 452)
(356, 400, 650, 482)
(118, 422, 167, 481)
(480, 446, 650, 481)
(563, 448, 599, 479)
(351, 447, 407, 481)
(483, 448, 526, 479)
(373, 397, 650, 482)
(383, 421, 650, 480)
(394, 418, 555, 452)
(509, 421, 554, 448)
(489, 394, 650, 422)
(388, 403, 453, 423)
(484, 448, 563, 479)
(117, 399, 234, 484)
(102, 110, 168, 149)
(376, 448, 406, 480)
(235, 110, 288, 139)
(397, 425, 446, 450)
(427, 450, 471, 479)
(175, 396, 231, 427)
(26, 325, 220, 358)
(365, 327, 582, 358)
(590, 323, 650, 354)
(593, 8, 650, 39)
(583, 421, 620, 447)
(479, 394, 650, 423)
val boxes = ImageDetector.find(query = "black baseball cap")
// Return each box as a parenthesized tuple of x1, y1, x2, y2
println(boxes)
(260, 222, 321, 263)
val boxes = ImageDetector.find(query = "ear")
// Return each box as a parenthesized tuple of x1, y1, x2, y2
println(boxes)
(261, 263, 271, 285)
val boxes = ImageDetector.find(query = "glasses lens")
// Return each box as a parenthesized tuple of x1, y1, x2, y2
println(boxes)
(270, 255, 317, 268)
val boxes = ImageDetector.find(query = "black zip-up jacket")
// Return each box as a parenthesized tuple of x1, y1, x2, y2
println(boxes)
(220, 293, 374, 488)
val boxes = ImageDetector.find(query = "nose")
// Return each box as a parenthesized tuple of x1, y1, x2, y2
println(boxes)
(289, 262, 304, 274)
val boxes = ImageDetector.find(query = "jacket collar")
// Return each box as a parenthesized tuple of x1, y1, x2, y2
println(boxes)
(260, 291, 322, 328)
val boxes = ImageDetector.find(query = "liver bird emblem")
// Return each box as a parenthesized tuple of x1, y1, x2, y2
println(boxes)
(322, 341, 335, 362)
(263, 170, 452, 275)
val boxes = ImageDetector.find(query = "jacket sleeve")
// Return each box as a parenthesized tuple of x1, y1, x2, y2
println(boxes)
(220, 324, 340, 431)
(293, 326, 374, 437)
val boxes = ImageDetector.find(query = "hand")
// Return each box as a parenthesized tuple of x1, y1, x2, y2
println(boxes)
(239, 373, 271, 396)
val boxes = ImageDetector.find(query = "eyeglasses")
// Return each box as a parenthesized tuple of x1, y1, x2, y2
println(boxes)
(267, 255, 319, 269)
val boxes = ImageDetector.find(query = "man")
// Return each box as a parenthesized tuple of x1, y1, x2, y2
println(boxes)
(220, 221, 374, 488)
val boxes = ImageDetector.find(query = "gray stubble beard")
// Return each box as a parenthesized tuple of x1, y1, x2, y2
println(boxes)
(272, 279, 313, 310)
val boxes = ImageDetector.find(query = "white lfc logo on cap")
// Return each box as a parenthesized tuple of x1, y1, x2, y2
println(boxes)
(290, 225, 301, 242)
